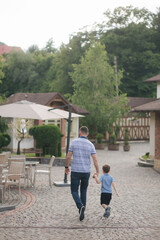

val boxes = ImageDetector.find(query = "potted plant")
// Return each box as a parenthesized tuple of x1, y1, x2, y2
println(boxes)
(108, 133, 119, 150)
(123, 128, 130, 151)
(108, 125, 120, 151)
(94, 133, 105, 149)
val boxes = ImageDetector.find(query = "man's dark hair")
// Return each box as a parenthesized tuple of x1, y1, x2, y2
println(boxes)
(102, 164, 110, 173)
(80, 126, 89, 135)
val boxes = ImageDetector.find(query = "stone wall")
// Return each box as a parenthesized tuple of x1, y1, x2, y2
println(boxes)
(41, 158, 66, 166)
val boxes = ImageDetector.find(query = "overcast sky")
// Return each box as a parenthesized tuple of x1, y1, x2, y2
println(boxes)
(1, 0, 159, 51)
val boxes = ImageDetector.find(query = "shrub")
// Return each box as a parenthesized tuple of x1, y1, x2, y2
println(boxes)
(115, 125, 121, 140)
(0, 118, 11, 153)
(0, 133, 11, 153)
(96, 133, 103, 144)
(29, 124, 62, 157)
(124, 128, 129, 146)
(109, 134, 116, 144)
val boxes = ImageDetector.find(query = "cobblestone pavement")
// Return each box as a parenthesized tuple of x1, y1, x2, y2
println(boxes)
(0, 142, 160, 240)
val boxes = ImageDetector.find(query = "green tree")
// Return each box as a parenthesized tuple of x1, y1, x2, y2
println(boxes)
(0, 51, 38, 96)
(0, 55, 6, 102)
(152, 8, 160, 52)
(43, 38, 56, 53)
(98, 6, 160, 97)
(49, 43, 79, 95)
(49, 33, 92, 97)
(0, 55, 5, 84)
(71, 42, 128, 136)
(31, 50, 55, 92)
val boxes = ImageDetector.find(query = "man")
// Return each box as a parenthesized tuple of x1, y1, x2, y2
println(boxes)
(65, 126, 99, 221)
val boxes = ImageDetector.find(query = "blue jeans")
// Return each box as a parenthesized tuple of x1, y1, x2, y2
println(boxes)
(71, 172, 90, 210)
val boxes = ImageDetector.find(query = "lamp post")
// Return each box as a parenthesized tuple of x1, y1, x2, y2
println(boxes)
(64, 103, 72, 183)
(53, 104, 72, 187)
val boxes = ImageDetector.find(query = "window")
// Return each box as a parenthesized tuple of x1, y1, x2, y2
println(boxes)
(43, 119, 61, 128)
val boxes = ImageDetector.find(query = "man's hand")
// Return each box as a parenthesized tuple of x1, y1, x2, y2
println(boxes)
(65, 167, 70, 175)
(93, 173, 97, 178)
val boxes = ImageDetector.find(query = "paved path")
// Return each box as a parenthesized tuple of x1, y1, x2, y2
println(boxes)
(0, 142, 160, 240)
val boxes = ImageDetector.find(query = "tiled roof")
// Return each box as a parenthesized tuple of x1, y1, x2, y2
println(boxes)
(133, 99, 160, 112)
(7, 92, 59, 105)
(127, 97, 155, 108)
(71, 104, 89, 114)
(6, 93, 154, 114)
(0, 45, 22, 55)
(144, 74, 160, 82)
(6, 92, 89, 114)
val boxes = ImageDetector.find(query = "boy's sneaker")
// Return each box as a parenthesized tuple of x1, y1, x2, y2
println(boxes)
(79, 206, 85, 221)
(103, 207, 111, 218)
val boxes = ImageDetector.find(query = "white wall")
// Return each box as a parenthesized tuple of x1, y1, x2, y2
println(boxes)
(157, 82, 160, 98)
(7, 118, 34, 152)
(66, 117, 80, 146)
(150, 112, 155, 157)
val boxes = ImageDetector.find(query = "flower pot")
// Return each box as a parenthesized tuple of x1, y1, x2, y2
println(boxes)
(123, 145, 130, 151)
(108, 143, 119, 151)
(94, 143, 105, 150)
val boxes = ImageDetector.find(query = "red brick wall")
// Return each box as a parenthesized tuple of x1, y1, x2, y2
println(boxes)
(155, 112, 160, 159)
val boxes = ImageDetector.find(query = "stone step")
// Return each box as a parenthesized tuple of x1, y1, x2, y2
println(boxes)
(0, 205, 15, 212)
(139, 157, 154, 164)
(137, 160, 154, 167)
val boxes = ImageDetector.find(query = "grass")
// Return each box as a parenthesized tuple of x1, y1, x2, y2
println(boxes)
(24, 152, 66, 158)
(141, 152, 150, 160)
(141, 155, 149, 160)
(11, 152, 66, 158)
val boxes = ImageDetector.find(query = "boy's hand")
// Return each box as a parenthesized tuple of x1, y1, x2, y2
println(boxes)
(93, 173, 97, 178)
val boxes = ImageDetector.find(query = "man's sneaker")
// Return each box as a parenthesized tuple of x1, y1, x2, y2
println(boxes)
(79, 206, 85, 221)
(104, 207, 111, 218)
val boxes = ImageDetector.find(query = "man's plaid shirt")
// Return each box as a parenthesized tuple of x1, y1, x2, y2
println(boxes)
(68, 136, 96, 173)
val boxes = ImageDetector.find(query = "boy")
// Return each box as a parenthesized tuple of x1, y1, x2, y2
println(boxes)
(93, 164, 119, 218)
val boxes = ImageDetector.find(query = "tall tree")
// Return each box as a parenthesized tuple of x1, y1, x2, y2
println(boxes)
(0, 51, 38, 96)
(0, 55, 5, 84)
(98, 6, 160, 97)
(71, 42, 128, 136)
(0, 55, 6, 103)
(152, 7, 160, 52)
(43, 38, 56, 53)
(49, 32, 93, 98)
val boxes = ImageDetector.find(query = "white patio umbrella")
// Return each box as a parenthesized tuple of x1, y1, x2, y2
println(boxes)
(48, 108, 84, 119)
(0, 100, 83, 120)
(0, 100, 84, 186)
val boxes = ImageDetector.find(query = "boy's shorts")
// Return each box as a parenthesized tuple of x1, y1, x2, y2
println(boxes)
(101, 193, 112, 205)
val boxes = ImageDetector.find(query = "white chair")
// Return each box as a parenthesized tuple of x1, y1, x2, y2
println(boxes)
(4, 161, 24, 196)
(8, 158, 28, 187)
(0, 154, 9, 176)
(33, 156, 55, 187)
(0, 154, 6, 165)
(2, 151, 11, 164)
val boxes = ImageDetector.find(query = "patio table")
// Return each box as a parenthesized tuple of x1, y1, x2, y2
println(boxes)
(25, 161, 39, 187)
(8, 158, 39, 187)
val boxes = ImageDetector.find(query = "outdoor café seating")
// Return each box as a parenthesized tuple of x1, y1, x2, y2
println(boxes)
(4, 161, 24, 197)
(0, 154, 6, 165)
(8, 155, 40, 187)
(33, 156, 55, 187)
